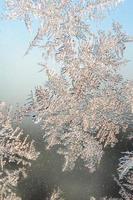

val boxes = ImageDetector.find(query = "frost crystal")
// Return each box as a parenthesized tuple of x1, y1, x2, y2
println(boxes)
(4, 0, 124, 55)
(118, 152, 133, 180)
(114, 151, 133, 200)
(3, 0, 133, 173)
(49, 188, 64, 200)
(0, 102, 39, 200)
(57, 130, 103, 172)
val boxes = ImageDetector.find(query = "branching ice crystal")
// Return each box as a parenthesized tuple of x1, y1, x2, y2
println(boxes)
(114, 151, 133, 200)
(57, 129, 103, 172)
(3, 0, 133, 173)
(49, 188, 64, 200)
(4, 0, 124, 55)
(0, 169, 23, 200)
(25, 56, 132, 171)
(117, 152, 133, 180)
(2, 0, 133, 175)
(0, 101, 39, 200)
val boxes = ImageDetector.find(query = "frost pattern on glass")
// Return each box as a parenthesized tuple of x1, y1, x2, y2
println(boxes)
(24, 41, 132, 171)
(4, 0, 133, 173)
(0, 101, 39, 200)
(114, 151, 133, 200)
(4, 0, 124, 55)
(1, 0, 133, 199)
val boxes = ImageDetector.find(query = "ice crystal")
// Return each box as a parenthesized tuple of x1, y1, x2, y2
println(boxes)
(26, 56, 132, 171)
(117, 152, 133, 180)
(49, 188, 64, 200)
(0, 102, 39, 200)
(3, 0, 133, 173)
(114, 150, 133, 200)
(0, 169, 24, 200)
(57, 130, 103, 172)
(114, 176, 133, 200)
(4, 0, 124, 55)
